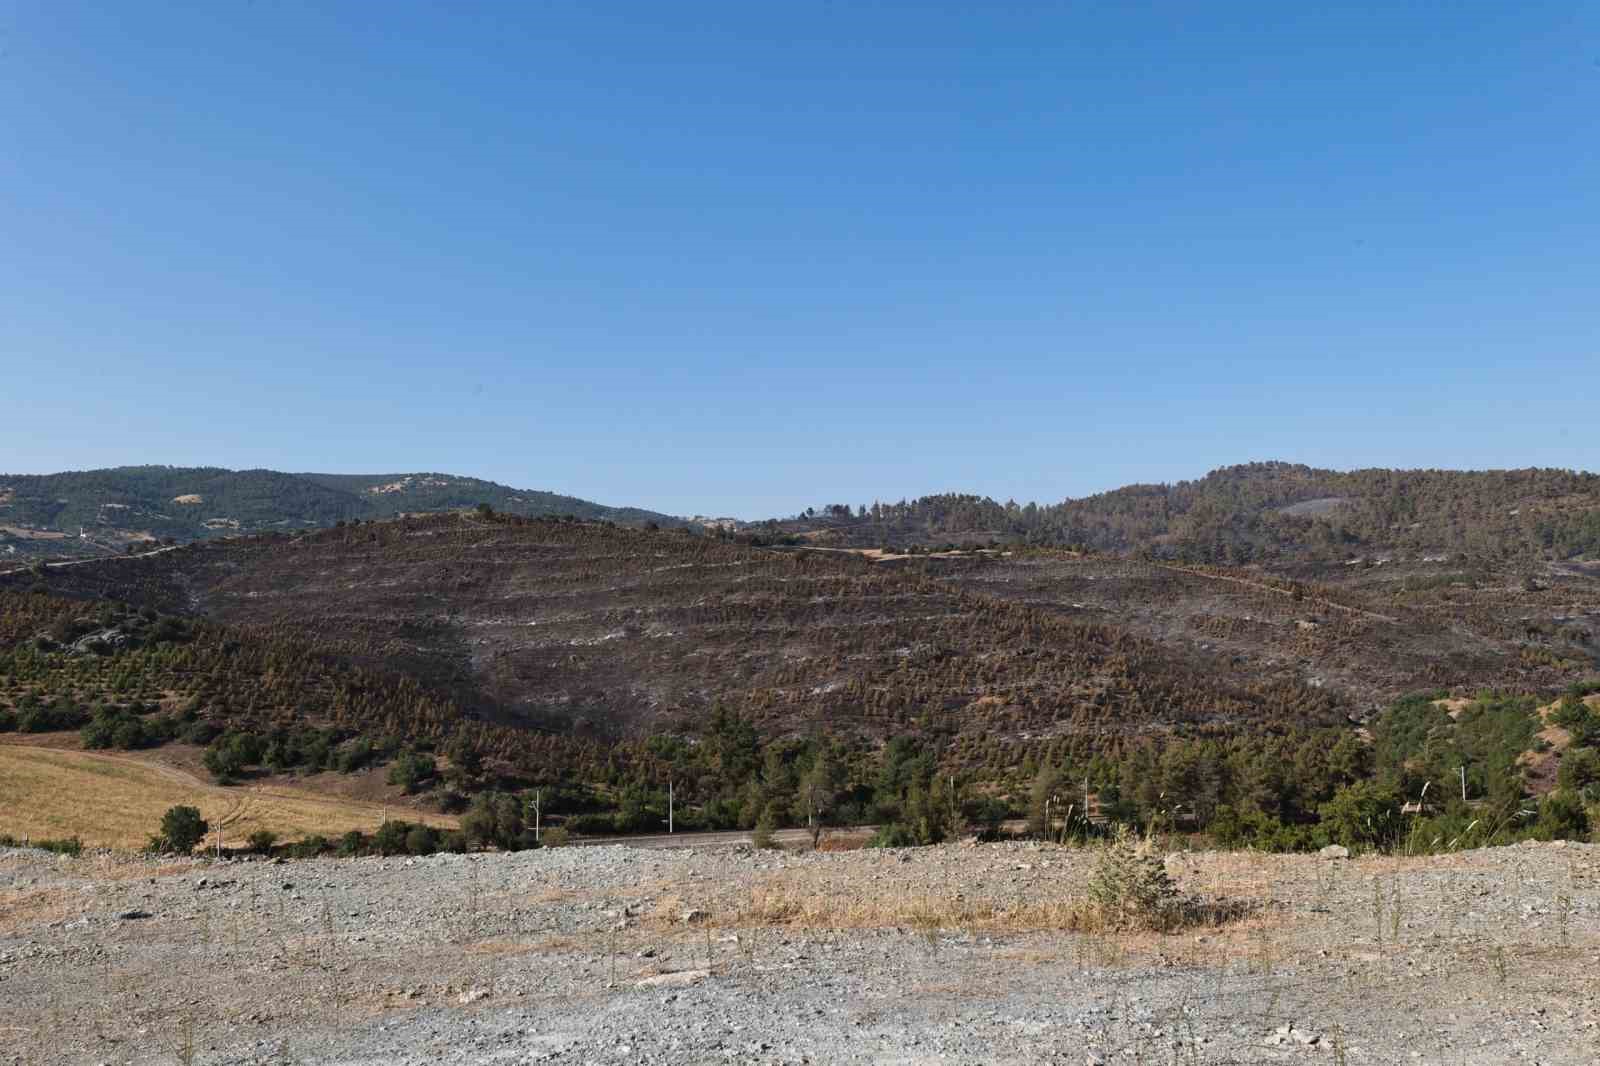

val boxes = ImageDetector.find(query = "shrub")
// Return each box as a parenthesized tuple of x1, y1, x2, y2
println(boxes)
(1318, 779, 1404, 848)
(182, 719, 221, 745)
(442, 830, 470, 853)
(1534, 790, 1590, 841)
(17, 700, 89, 733)
(1083, 826, 1180, 931)
(336, 737, 375, 773)
(404, 825, 441, 855)
(373, 820, 411, 856)
(82, 706, 162, 751)
(1550, 697, 1599, 742)
(337, 829, 367, 857)
(290, 835, 331, 858)
(387, 751, 437, 794)
(1557, 746, 1600, 792)
(151, 805, 209, 854)
(866, 823, 919, 848)
(460, 791, 525, 850)
(246, 830, 278, 855)
(44, 835, 84, 856)
(564, 813, 615, 835)
(203, 730, 264, 783)
(751, 807, 779, 849)
(0, 833, 84, 856)
(540, 825, 571, 847)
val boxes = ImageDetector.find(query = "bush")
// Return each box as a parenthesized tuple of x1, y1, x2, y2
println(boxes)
(1534, 789, 1590, 841)
(1557, 746, 1600, 792)
(246, 829, 278, 855)
(336, 737, 376, 773)
(203, 730, 264, 783)
(0, 833, 84, 856)
(337, 829, 367, 857)
(404, 825, 441, 855)
(290, 834, 331, 858)
(182, 719, 221, 745)
(564, 812, 615, 835)
(541, 825, 571, 847)
(45, 835, 84, 856)
(81, 705, 165, 751)
(151, 805, 209, 854)
(866, 823, 919, 848)
(387, 751, 437, 794)
(751, 807, 779, 849)
(373, 820, 412, 856)
(460, 791, 526, 851)
(1083, 826, 1180, 931)
(17, 700, 89, 733)
(1318, 779, 1404, 848)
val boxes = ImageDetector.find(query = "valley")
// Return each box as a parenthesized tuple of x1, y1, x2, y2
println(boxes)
(2, 462, 1599, 857)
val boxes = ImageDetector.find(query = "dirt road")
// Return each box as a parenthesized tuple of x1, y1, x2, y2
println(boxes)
(0, 542, 181, 579)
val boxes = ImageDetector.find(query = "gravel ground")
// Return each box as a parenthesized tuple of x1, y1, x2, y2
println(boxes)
(4, 839, 1598, 1065)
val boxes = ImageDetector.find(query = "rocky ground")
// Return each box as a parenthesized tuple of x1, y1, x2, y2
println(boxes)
(3, 838, 1598, 1065)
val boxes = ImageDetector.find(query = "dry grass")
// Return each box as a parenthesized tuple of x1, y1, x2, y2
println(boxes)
(463, 937, 545, 958)
(0, 744, 456, 849)
(813, 831, 872, 852)
(696, 875, 1256, 937)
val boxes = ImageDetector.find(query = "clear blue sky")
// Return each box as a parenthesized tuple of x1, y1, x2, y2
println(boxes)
(3, 2, 1596, 517)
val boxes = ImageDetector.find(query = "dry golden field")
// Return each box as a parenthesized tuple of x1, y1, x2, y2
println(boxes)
(0, 742, 456, 848)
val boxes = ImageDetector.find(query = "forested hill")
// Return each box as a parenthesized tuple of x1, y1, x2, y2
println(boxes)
(12, 460, 1600, 567)
(784, 463, 1600, 564)
(0, 466, 680, 558)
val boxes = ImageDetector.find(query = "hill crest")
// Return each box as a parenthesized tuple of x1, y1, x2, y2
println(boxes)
(0, 465, 680, 559)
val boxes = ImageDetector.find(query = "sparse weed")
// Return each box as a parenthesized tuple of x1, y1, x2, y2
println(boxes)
(1389, 876, 1403, 942)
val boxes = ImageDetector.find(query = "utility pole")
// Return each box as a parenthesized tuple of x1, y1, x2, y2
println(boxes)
(533, 789, 541, 843)
(668, 779, 674, 834)
(1084, 776, 1091, 823)
(1459, 766, 1467, 802)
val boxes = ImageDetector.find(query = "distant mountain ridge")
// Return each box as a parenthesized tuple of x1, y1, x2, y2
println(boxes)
(774, 462, 1600, 564)
(11, 459, 1600, 567)
(0, 465, 680, 558)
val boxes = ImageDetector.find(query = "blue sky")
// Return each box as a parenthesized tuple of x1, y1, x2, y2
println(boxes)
(2, 2, 1596, 517)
